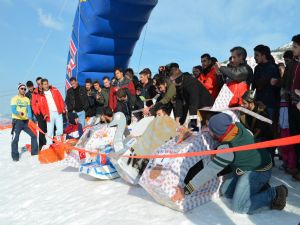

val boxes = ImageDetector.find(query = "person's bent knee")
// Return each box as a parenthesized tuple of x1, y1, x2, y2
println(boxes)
(232, 203, 251, 214)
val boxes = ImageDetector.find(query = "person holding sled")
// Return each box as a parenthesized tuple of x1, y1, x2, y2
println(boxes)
(172, 113, 288, 214)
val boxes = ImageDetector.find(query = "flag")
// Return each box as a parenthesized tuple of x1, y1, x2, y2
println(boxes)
(66, 79, 71, 90)
(67, 58, 76, 78)
(79, 150, 86, 160)
(69, 39, 77, 59)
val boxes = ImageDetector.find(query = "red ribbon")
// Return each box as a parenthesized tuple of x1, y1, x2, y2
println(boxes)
(29, 120, 300, 160)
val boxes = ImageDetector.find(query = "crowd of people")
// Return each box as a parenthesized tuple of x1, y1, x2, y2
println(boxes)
(9, 34, 300, 214)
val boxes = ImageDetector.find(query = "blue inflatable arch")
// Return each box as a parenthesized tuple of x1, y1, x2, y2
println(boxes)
(66, 0, 158, 88)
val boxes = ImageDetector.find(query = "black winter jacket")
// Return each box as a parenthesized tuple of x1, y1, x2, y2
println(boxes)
(65, 86, 89, 113)
(175, 73, 213, 120)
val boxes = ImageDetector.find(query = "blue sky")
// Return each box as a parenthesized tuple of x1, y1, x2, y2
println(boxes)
(0, 0, 299, 117)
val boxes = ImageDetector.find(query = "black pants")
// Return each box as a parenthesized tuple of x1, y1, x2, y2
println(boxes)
(35, 114, 47, 150)
(289, 105, 300, 170)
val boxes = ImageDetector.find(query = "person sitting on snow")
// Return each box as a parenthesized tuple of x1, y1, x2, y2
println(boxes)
(172, 113, 288, 214)
(64, 112, 83, 140)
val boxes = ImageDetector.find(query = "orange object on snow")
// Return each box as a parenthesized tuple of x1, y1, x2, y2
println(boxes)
(38, 143, 66, 164)
(0, 125, 12, 130)
(38, 138, 78, 164)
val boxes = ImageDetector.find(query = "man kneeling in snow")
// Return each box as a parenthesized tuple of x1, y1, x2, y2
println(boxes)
(172, 113, 288, 214)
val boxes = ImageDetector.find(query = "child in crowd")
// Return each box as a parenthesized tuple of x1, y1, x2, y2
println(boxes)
(64, 112, 83, 140)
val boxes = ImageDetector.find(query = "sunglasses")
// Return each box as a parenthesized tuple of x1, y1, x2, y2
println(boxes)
(20, 88, 26, 91)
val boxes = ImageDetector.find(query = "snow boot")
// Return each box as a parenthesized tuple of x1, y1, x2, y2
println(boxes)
(271, 185, 288, 210)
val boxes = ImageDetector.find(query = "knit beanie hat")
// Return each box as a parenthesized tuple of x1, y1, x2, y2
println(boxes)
(18, 83, 26, 90)
(208, 113, 233, 137)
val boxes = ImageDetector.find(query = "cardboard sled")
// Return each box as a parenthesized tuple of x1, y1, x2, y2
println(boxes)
(110, 116, 179, 185)
(139, 132, 221, 212)
(63, 124, 116, 168)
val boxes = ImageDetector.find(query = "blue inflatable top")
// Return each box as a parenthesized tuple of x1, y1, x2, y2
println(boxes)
(66, 0, 158, 88)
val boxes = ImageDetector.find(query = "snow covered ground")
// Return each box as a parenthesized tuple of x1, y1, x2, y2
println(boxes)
(0, 129, 299, 225)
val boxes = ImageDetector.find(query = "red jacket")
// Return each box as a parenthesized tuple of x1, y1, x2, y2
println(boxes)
(227, 81, 249, 107)
(31, 87, 42, 115)
(198, 67, 219, 99)
(109, 77, 135, 112)
(39, 86, 65, 122)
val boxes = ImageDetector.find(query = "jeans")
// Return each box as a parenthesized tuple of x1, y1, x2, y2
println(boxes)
(267, 107, 273, 119)
(76, 110, 86, 127)
(11, 119, 38, 160)
(220, 170, 276, 214)
(46, 111, 63, 145)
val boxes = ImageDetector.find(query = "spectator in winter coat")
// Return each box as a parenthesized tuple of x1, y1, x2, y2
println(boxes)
(192, 65, 202, 79)
(132, 84, 145, 120)
(25, 80, 35, 120)
(11, 83, 38, 161)
(65, 77, 89, 127)
(253, 45, 280, 118)
(85, 79, 96, 118)
(93, 80, 107, 116)
(172, 113, 288, 214)
(25, 81, 34, 101)
(64, 112, 83, 140)
(241, 89, 275, 165)
(116, 88, 132, 125)
(198, 53, 219, 99)
(216, 47, 253, 106)
(102, 76, 111, 105)
(31, 77, 47, 150)
(281, 50, 294, 91)
(40, 79, 65, 145)
(169, 63, 213, 131)
(241, 90, 273, 141)
(144, 76, 176, 116)
(125, 68, 139, 89)
(109, 68, 136, 112)
(288, 34, 300, 181)
(139, 68, 157, 107)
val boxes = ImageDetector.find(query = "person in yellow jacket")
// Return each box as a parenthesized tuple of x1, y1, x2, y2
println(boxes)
(11, 83, 38, 161)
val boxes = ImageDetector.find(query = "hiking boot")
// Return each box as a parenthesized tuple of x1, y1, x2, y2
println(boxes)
(271, 185, 288, 210)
